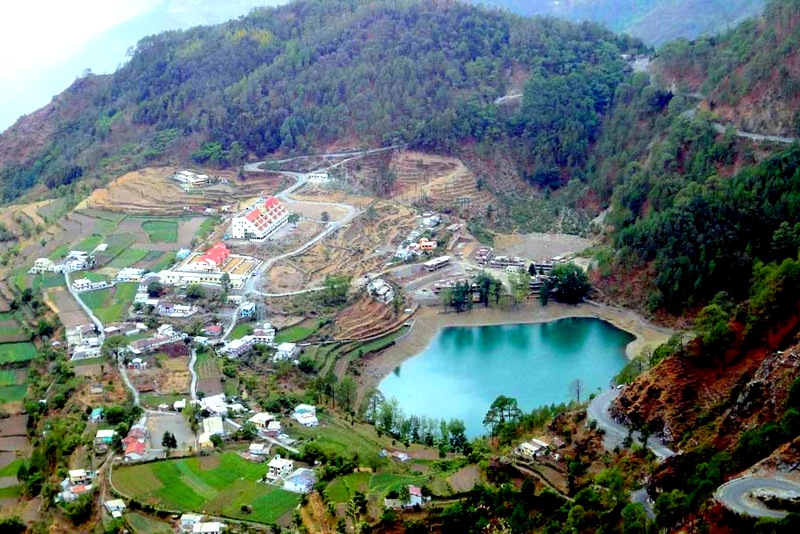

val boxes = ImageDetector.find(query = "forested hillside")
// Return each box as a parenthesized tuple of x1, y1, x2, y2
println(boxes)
(0, 0, 643, 204)
(589, 0, 800, 317)
(474, 0, 765, 44)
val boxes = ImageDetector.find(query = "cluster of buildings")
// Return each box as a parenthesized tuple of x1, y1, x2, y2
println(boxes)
(514, 436, 566, 461)
(423, 256, 452, 272)
(67, 324, 102, 360)
(156, 242, 261, 290)
(367, 278, 395, 304)
(172, 170, 212, 188)
(230, 196, 289, 241)
(248, 412, 282, 434)
(122, 424, 150, 461)
(180, 514, 225, 534)
(115, 267, 147, 282)
(128, 324, 184, 355)
(29, 250, 94, 274)
(57, 469, 96, 503)
(219, 322, 280, 358)
(267, 455, 317, 494)
(394, 216, 443, 261)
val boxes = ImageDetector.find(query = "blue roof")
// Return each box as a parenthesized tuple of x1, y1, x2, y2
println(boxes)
(91, 407, 104, 417)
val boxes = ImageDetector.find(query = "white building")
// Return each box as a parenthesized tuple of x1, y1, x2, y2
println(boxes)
(292, 404, 318, 427)
(193, 522, 224, 534)
(267, 455, 294, 480)
(252, 323, 276, 346)
(307, 171, 330, 184)
(248, 412, 274, 429)
(157, 303, 198, 317)
(202, 416, 225, 437)
(274, 342, 298, 361)
(248, 443, 270, 456)
(223, 337, 254, 358)
(283, 468, 317, 494)
(181, 514, 204, 532)
(72, 278, 111, 292)
(230, 196, 289, 240)
(116, 268, 146, 282)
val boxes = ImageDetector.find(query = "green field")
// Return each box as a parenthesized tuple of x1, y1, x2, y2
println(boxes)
(291, 415, 384, 460)
(38, 273, 66, 289)
(325, 472, 371, 503)
(141, 220, 178, 243)
(151, 251, 176, 272)
(0, 342, 37, 364)
(197, 216, 219, 239)
(125, 512, 172, 534)
(0, 385, 27, 403)
(75, 234, 104, 252)
(0, 458, 24, 477)
(275, 319, 325, 344)
(113, 453, 299, 524)
(80, 283, 137, 323)
(48, 243, 71, 261)
(228, 322, 253, 340)
(108, 248, 150, 269)
(0, 369, 23, 386)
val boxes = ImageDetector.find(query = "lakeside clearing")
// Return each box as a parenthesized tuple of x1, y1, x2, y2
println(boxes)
(357, 300, 673, 397)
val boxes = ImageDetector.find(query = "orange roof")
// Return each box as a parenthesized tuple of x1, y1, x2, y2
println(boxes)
(199, 242, 230, 265)
(125, 441, 147, 455)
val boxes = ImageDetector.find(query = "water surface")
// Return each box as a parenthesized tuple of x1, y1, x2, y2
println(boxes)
(379, 317, 633, 437)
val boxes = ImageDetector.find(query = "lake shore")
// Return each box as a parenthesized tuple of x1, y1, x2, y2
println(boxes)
(356, 300, 674, 396)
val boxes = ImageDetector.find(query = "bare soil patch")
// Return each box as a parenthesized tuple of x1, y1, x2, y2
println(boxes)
(0, 436, 28, 452)
(45, 287, 90, 328)
(268, 264, 307, 293)
(493, 232, 595, 261)
(0, 415, 27, 437)
(198, 455, 221, 469)
(146, 413, 195, 452)
(197, 378, 223, 397)
(449, 464, 481, 493)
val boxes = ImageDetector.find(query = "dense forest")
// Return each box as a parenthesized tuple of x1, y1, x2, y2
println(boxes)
(584, 0, 800, 317)
(0, 0, 644, 203)
(474, 0, 765, 45)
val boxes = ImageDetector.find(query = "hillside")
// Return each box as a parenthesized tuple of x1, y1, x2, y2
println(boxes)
(0, 0, 643, 207)
(474, 0, 766, 45)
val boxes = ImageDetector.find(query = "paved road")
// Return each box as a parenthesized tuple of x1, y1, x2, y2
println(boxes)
(189, 348, 198, 401)
(587, 388, 676, 461)
(65, 271, 141, 405)
(494, 93, 522, 105)
(715, 476, 800, 518)
(64, 272, 106, 342)
(631, 488, 656, 519)
(711, 122, 796, 144)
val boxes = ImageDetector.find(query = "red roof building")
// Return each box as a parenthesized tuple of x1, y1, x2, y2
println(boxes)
(192, 242, 230, 271)
(231, 197, 290, 240)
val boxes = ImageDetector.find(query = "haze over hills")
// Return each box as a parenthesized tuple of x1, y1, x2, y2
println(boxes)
(473, 0, 766, 44)
(0, 0, 286, 132)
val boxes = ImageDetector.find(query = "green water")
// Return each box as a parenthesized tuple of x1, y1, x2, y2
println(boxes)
(379, 317, 634, 437)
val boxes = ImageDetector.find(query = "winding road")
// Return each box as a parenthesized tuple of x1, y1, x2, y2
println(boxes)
(715, 476, 800, 518)
(587, 388, 676, 461)
(189, 348, 198, 401)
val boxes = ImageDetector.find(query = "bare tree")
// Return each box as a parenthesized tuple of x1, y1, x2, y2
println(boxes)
(569, 379, 586, 404)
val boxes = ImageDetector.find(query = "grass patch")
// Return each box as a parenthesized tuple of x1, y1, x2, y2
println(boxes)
(48, 243, 71, 260)
(275, 319, 326, 344)
(0, 485, 22, 499)
(125, 512, 172, 534)
(369, 472, 428, 496)
(228, 322, 253, 341)
(0, 384, 27, 403)
(141, 220, 178, 243)
(80, 283, 137, 323)
(74, 270, 110, 283)
(141, 394, 186, 408)
(108, 248, 150, 269)
(75, 234, 104, 252)
(197, 216, 220, 240)
(0, 342, 37, 364)
(0, 369, 23, 386)
(291, 415, 383, 460)
(38, 273, 66, 289)
(325, 472, 372, 503)
(113, 452, 298, 523)
(0, 458, 24, 477)
(151, 251, 176, 272)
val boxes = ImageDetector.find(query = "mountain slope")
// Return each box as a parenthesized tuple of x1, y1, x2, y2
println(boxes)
(0, 0, 643, 204)
(474, 0, 766, 45)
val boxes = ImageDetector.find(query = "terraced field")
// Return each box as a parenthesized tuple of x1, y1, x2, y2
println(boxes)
(112, 453, 299, 524)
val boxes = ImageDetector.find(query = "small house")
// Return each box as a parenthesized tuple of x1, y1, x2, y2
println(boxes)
(248, 412, 274, 429)
(267, 455, 294, 480)
(124, 440, 147, 461)
(89, 407, 104, 422)
(283, 468, 317, 494)
(202, 416, 225, 437)
(274, 342, 298, 361)
(180, 514, 204, 532)
(95, 429, 116, 444)
(239, 302, 256, 318)
(248, 443, 270, 456)
(193, 522, 224, 534)
(104, 499, 126, 518)
(68, 469, 90, 485)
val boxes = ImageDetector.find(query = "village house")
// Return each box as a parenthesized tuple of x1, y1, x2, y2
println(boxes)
(274, 342, 298, 361)
(192, 522, 225, 534)
(252, 322, 276, 345)
(307, 171, 330, 183)
(283, 468, 317, 494)
(72, 278, 112, 292)
(138, 274, 162, 293)
(248, 443, 270, 456)
(115, 268, 146, 282)
(157, 302, 198, 318)
(248, 412, 274, 430)
(68, 469, 92, 485)
(230, 196, 289, 240)
(202, 416, 225, 437)
(223, 336, 254, 358)
(203, 324, 223, 337)
(180, 514, 204, 532)
(190, 242, 230, 271)
(267, 455, 294, 480)
(89, 407, 104, 422)
(239, 302, 257, 318)
(103, 499, 126, 518)
(292, 404, 318, 427)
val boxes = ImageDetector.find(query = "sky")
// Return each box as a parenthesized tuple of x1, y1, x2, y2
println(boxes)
(0, 0, 284, 132)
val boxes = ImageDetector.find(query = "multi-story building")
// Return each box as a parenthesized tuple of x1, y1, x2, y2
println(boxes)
(230, 197, 289, 240)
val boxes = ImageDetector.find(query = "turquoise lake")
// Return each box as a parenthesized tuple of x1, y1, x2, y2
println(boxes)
(379, 317, 634, 437)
